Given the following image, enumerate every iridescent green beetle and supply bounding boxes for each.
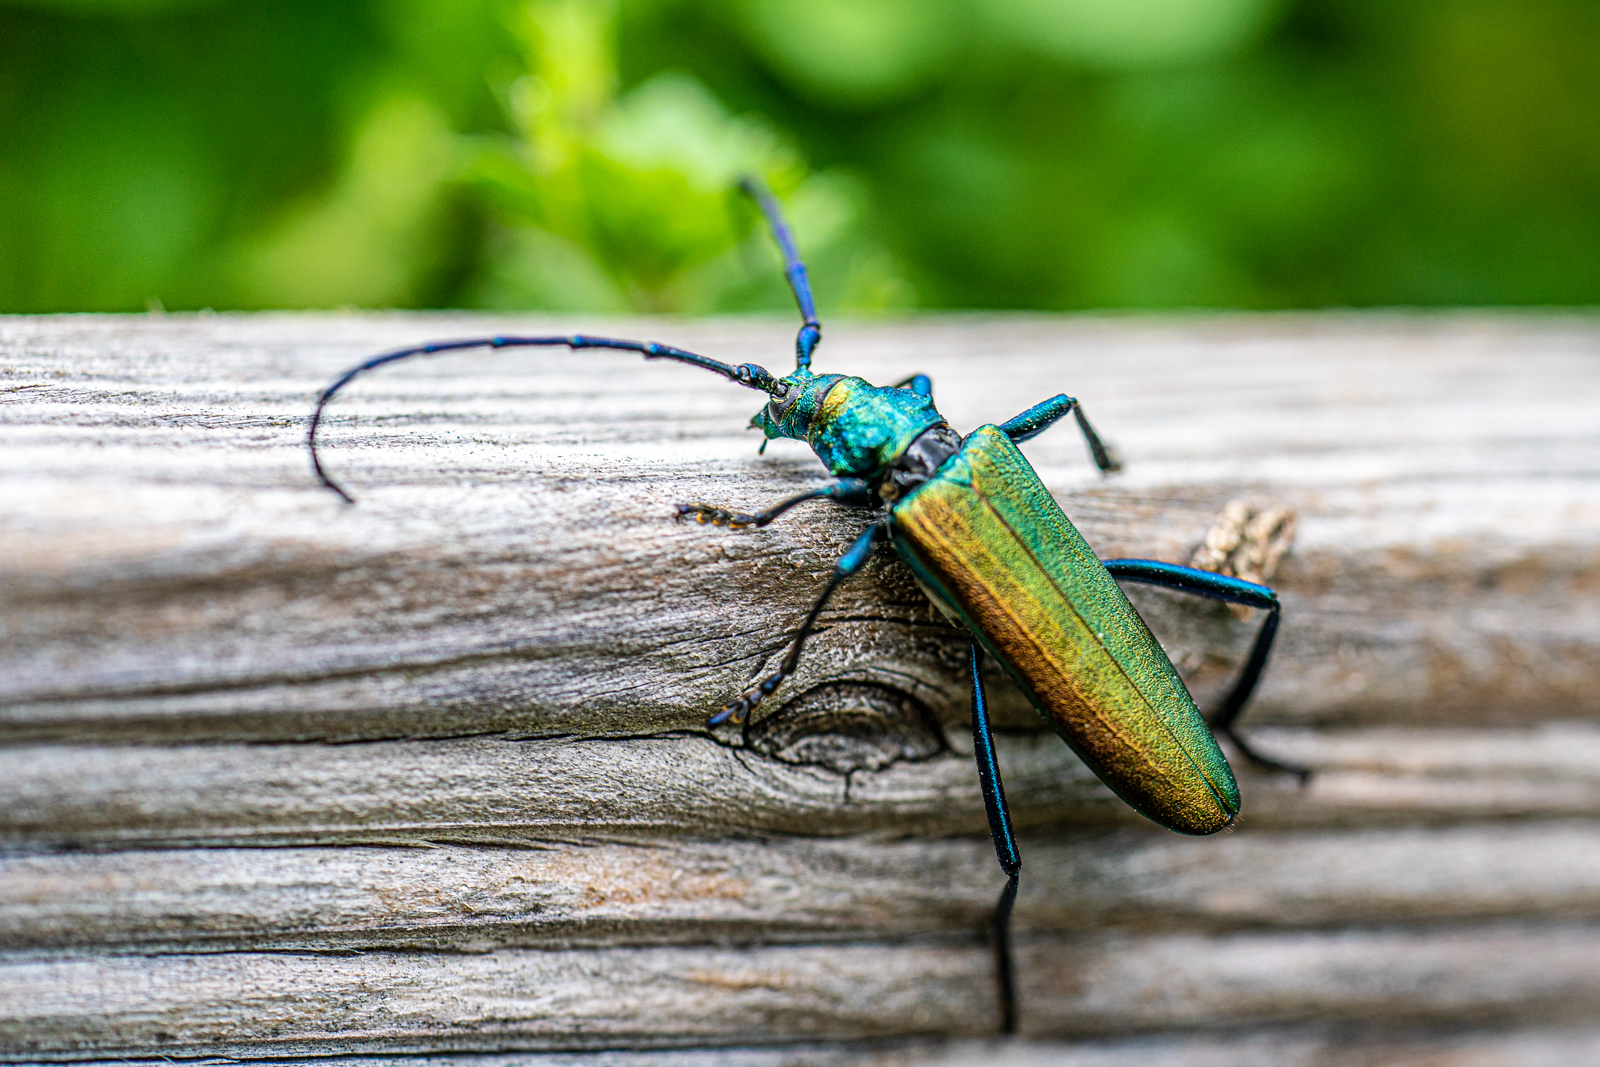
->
[308,179,1292,1032]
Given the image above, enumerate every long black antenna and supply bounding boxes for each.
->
[308,334,782,504]
[739,176,821,372]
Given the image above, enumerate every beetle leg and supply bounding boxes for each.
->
[969,642,1020,1035]
[998,394,1121,473]
[677,478,874,529]
[710,522,884,726]
[1101,559,1310,784]
[889,373,933,397]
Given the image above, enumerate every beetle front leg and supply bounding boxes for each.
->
[998,394,1121,473]
[710,522,885,725]
[677,478,874,529]
[1102,559,1308,783]
[969,642,1020,1035]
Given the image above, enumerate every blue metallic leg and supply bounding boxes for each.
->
[308,334,784,503]
[740,177,821,372]
[677,478,875,529]
[1102,559,1307,782]
[711,523,885,726]
[998,395,1121,473]
[891,374,933,397]
[970,642,1020,1034]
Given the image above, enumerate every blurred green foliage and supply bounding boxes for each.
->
[2,0,1598,313]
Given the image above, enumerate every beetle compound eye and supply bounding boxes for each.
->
[767,393,797,425]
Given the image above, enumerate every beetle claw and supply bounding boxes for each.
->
[709,695,755,727]
[707,669,788,729]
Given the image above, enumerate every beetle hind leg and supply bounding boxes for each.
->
[1215,720,1311,784]
[1101,558,1310,784]
[969,642,1020,1034]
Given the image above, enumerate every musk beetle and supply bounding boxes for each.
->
[308,178,1294,1032]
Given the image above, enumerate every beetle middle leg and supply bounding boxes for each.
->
[710,521,885,725]
[677,478,873,529]
[1101,559,1309,782]
[969,642,1020,1035]
[998,394,1121,473]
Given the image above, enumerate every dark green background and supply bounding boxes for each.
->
[4,0,1596,313]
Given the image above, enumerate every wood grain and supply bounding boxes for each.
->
[12,926,1600,1057]
[6,726,1600,851]
[6,826,1600,954]
[3,312,1598,1064]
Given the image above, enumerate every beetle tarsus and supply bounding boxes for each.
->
[678,480,875,533]
[708,696,752,727]
[714,673,783,725]
[711,634,806,726]
[677,503,761,528]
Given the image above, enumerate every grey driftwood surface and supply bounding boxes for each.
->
[2,311,1599,1065]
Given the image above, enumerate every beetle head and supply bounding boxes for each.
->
[750,370,843,444]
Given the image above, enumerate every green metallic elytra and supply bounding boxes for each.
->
[889,425,1240,835]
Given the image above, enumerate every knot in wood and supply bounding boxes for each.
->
[745,682,945,775]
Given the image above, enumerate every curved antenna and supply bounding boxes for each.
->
[308,334,782,504]
[739,176,821,372]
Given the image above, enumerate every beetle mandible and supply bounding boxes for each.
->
[307,178,1295,1033]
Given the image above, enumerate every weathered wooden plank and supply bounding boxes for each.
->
[0,942,999,1058]
[8,924,1600,1057]
[947,1030,1600,1067]
[1017,924,1600,1036]
[6,725,1600,851]
[4,312,1599,1062]
[4,314,1598,744]
[12,1028,1600,1067]
[7,824,1600,954]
